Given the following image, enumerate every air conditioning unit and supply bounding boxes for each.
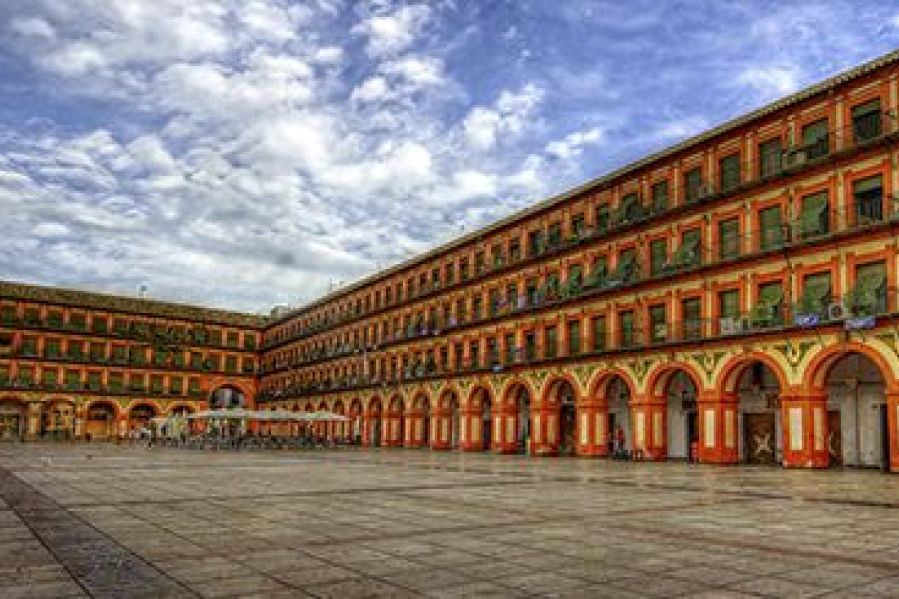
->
[827,302,847,321]
[785,149,807,168]
[697,184,713,201]
[719,317,736,335]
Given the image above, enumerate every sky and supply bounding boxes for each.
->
[1,1,899,315]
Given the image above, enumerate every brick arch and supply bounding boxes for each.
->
[206,378,254,406]
[84,399,121,418]
[333,399,346,414]
[127,400,162,417]
[303,401,316,412]
[388,394,405,412]
[499,377,536,407]
[587,368,637,403]
[645,361,704,399]
[411,391,430,411]
[438,388,460,410]
[540,374,580,407]
[716,352,791,395]
[804,342,898,393]
[466,384,493,409]
[317,399,329,411]
[367,395,383,414]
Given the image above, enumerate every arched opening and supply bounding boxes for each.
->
[727,361,783,466]
[478,388,493,450]
[0,399,25,441]
[41,400,75,440]
[413,394,430,446]
[440,391,460,449]
[369,397,383,447]
[604,375,631,455]
[387,395,404,447]
[508,383,531,454]
[209,386,246,409]
[85,402,117,441]
[349,399,363,444]
[128,403,157,433]
[663,371,699,461]
[547,379,577,456]
[333,400,347,441]
[823,352,889,468]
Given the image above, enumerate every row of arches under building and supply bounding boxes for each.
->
[294,350,895,470]
[0,386,247,441]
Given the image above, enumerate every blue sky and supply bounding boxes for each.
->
[1,1,898,313]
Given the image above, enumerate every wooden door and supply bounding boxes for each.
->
[827,410,842,466]
[744,413,776,465]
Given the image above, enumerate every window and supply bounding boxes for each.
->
[758,205,784,250]
[684,167,703,203]
[850,261,887,315]
[20,336,37,356]
[432,267,441,286]
[852,98,882,142]
[490,245,504,268]
[87,371,101,390]
[651,180,668,212]
[469,342,480,369]
[0,305,15,324]
[66,341,83,359]
[69,313,86,330]
[679,229,702,269]
[89,342,105,361]
[619,311,635,348]
[113,318,129,334]
[487,337,499,365]
[526,278,538,306]
[244,334,256,350]
[506,283,520,310]
[544,326,558,359]
[650,239,667,276]
[489,289,501,316]
[617,192,641,224]
[718,218,740,260]
[504,333,516,362]
[151,374,164,393]
[591,316,607,351]
[595,203,610,232]
[853,175,883,223]
[682,297,702,340]
[797,191,829,238]
[525,331,537,361]
[42,369,58,386]
[459,258,470,281]
[47,311,63,328]
[567,320,581,355]
[444,263,455,284]
[454,343,464,370]
[475,251,486,274]
[45,339,60,358]
[509,239,521,262]
[798,272,832,316]
[758,138,782,177]
[472,296,483,320]
[571,213,586,238]
[24,307,40,325]
[719,290,740,320]
[64,370,80,389]
[753,282,785,327]
[548,221,562,247]
[719,153,740,192]
[802,118,829,159]
[649,304,667,343]
[170,376,183,394]
[528,230,545,257]
[188,378,201,395]
[225,356,238,373]
[226,331,239,348]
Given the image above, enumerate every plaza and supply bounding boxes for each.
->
[2,444,899,598]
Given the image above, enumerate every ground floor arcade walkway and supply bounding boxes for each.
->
[2,443,899,597]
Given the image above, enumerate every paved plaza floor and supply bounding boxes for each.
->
[2,445,899,598]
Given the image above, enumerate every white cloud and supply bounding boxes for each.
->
[380,56,444,87]
[462,83,544,151]
[9,17,55,39]
[351,76,390,103]
[353,4,431,57]
[545,127,602,160]
[736,65,802,98]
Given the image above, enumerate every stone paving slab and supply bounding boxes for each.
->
[3,444,899,597]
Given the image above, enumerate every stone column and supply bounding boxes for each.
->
[492,404,518,454]
[696,391,739,464]
[781,391,829,468]
[430,405,452,450]
[25,401,41,442]
[361,409,372,446]
[459,404,483,451]
[383,405,403,448]
[631,395,666,460]
[530,403,559,456]
[576,400,608,457]
[888,392,899,473]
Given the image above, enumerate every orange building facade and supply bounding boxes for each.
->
[0,282,262,441]
[259,51,899,473]
[5,52,899,473]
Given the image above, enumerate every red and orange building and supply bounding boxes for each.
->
[6,51,899,472]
